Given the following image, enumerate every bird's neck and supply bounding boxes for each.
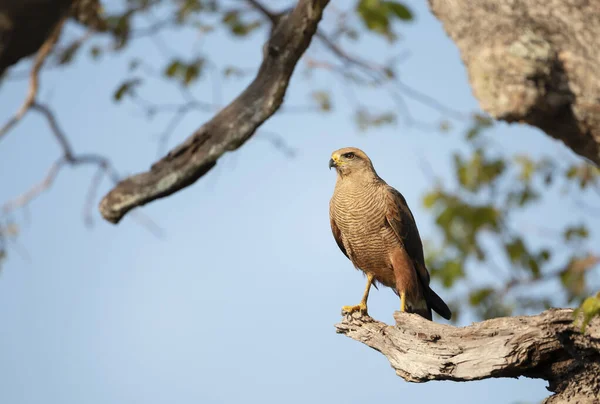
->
[336,171,381,189]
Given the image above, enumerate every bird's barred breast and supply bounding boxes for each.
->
[331,184,397,272]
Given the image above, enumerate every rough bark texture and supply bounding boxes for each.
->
[98,0,330,223]
[429,0,600,166]
[336,309,600,403]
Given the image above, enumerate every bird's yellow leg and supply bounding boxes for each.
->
[400,291,406,312]
[342,273,374,314]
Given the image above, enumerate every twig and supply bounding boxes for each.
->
[1,102,162,236]
[155,104,197,157]
[31,103,74,159]
[0,13,67,141]
[244,0,277,21]
[394,81,467,121]
[1,159,66,215]
[83,166,107,227]
[257,130,298,158]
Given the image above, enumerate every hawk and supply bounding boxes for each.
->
[329,147,451,321]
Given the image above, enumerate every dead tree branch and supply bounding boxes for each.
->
[428,0,600,166]
[336,309,600,403]
[99,0,331,224]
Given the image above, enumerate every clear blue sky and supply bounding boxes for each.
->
[1,1,597,403]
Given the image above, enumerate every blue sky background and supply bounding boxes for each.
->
[1,1,598,403]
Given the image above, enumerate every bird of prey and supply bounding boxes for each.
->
[329,147,451,321]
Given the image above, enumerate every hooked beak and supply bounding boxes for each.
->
[329,158,337,170]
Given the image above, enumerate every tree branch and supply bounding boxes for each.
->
[336,309,600,403]
[99,0,331,224]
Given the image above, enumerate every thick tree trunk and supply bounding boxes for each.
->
[428,0,600,166]
[336,309,600,403]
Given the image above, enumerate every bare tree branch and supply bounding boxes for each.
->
[336,309,600,403]
[99,0,331,224]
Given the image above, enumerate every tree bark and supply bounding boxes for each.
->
[98,0,330,223]
[428,0,600,166]
[335,309,600,403]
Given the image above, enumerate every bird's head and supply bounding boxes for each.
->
[329,147,375,177]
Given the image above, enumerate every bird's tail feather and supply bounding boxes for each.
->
[426,288,452,320]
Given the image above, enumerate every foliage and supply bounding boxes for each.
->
[423,115,600,322]
[574,292,600,332]
[356,0,413,41]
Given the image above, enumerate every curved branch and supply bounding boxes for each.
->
[99,0,330,224]
[336,309,600,403]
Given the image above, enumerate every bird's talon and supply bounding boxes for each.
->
[341,303,368,315]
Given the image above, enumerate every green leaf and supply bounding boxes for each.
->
[165,60,182,77]
[564,225,589,243]
[113,78,142,102]
[90,46,102,60]
[438,260,464,288]
[574,292,600,332]
[223,66,245,78]
[354,108,396,131]
[222,11,262,36]
[565,165,578,179]
[453,150,505,192]
[422,190,440,209]
[312,91,332,112]
[514,155,535,182]
[385,1,413,20]
[560,256,594,302]
[57,41,81,65]
[527,257,540,278]
[505,238,526,264]
[163,58,204,86]
[105,12,132,49]
[469,287,494,306]
[356,0,412,40]
[538,249,551,262]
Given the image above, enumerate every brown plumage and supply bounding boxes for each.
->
[328,147,451,321]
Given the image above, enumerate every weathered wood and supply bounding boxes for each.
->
[336,309,600,403]
[99,0,330,223]
[429,0,600,166]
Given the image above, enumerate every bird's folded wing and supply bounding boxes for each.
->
[384,187,431,287]
[330,216,349,259]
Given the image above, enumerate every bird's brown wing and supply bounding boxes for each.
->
[385,186,452,320]
[330,216,349,259]
[384,187,430,287]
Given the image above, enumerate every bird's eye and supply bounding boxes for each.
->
[344,152,355,159]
